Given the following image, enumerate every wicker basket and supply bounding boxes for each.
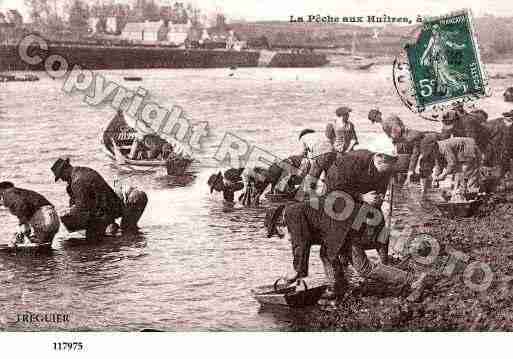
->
[251,279,327,308]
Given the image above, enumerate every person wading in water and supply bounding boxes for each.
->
[0,181,60,247]
[52,158,124,240]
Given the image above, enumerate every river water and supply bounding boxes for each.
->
[0,64,512,331]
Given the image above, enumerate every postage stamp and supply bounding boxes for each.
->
[403,9,490,113]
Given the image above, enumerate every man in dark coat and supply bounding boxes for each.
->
[482,117,510,176]
[52,158,124,240]
[440,108,512,176]
[268,150,427,301]
[0,181,60,245]
[440,109,488,152]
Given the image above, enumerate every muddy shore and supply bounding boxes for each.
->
[288,193,513,331]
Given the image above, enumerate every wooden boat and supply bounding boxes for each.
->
[356,61,375,70]
[338,32,375,70]
[101,112,193,175]
[340,57,375,71]
[0,73,40,82]
[124,76,143,81]
[252,279,327,308]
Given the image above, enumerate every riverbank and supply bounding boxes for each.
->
[0,43,329,71]
[290,193,513,331]
[323,52,513,67]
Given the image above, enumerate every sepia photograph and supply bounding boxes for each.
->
[1,0,513,350]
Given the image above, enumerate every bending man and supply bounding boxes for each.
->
[267,150,428,302]
[0,181,59,246]
[52,158,124,240]
[419,136,482,196]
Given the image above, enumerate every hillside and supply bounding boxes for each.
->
[231,16,513,61]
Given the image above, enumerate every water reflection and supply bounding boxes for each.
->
[154,172,198,188]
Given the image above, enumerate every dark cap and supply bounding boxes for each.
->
[223,168,244,183]
[368,109,382,123]
[336,106,352,117]
[207,171,223,193]
[470,109,488,123]
[0,181,14,191]
[51,158,71,182]
[298,128,315,141]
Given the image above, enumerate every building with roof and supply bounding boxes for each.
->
[168,21,191,45]
[121,20,167,43]
[7,9,22,26]
[120,19,192,45]
[0,9,22,26]
[106,17,117,33]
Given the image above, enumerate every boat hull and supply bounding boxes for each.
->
[102,147,168,167]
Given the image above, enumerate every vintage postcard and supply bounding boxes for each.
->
[1,0,513,354]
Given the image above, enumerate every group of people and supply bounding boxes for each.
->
[207,104,513,304]
[129,133,176,161]
[370,104,513,198]
[207,106,361,206]
[0,159,148,248]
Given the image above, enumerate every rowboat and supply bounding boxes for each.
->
[101,112,193,175]
[124,76,143,81]
[0,73,40,82]
[356,61,375,70]
[338,32,375,70]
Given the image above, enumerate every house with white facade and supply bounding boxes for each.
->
[121,20,166,43]
[167,21,191,45]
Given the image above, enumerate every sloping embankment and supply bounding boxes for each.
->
[288,194,513,331]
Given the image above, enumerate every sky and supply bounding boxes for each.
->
[1,0,513,22]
